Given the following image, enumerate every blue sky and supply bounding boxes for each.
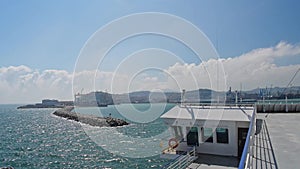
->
[1,0,300,103]
[1,0,300,71]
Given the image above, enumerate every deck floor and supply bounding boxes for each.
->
[261,113,300,169]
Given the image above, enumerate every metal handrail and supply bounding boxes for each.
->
[161,149,187,168]
[256,99,300,105]
[180,102,255,106]
[162,146,197,169]
[238,107,256,169]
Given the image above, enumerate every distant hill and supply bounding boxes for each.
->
[74,86,300,106]
[244,86,300,98]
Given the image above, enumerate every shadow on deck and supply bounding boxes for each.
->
[251,118,278,169]
[188,153,239,169]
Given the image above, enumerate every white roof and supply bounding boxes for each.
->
[161,105,254,122]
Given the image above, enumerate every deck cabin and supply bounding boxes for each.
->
[161,104,255,158]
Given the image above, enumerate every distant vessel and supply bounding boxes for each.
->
[17,99,72,109]
[97,102,108,107]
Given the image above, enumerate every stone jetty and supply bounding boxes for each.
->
[53,106,129,127]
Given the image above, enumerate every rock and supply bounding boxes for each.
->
[105,117,129,126]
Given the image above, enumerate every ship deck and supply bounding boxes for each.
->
[261,113,300,169]
[187,113,300,169]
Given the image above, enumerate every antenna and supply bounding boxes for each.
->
[217,59,219,103]
[240,83,242,102]
[281,68,300,96]
[215,24,220,104]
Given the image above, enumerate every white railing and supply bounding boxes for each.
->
[162,146,197,169]
[238,107,256,169]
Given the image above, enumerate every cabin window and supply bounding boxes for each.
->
[202,128,213,143]
[216,128,229,144]
[187,127,199,146]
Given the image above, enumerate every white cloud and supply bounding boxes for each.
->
[0,65,132,103]
[0,66,74,104]
[1,42,299,103]
[165,41,300,91]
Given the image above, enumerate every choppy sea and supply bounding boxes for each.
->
[0,104,175,169]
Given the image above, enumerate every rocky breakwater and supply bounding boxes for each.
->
[53,106,129,127]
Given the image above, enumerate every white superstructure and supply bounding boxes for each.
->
[161,105,254,157]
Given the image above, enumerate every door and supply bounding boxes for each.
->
[187,127,199,146]
[238,128,249,157]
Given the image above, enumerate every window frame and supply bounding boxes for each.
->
[216,128,229,144]
[202,127,213,143]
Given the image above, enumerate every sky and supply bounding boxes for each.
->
[0,0,300,103]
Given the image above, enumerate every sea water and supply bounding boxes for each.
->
[0,104,174,169]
